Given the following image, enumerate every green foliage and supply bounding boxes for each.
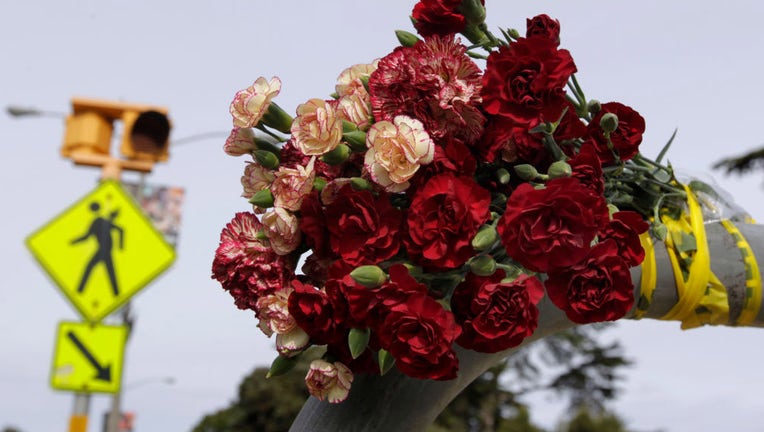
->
[556,407,630,432]
[191,352,313,432]
[193,326,640,432]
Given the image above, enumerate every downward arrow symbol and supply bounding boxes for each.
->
[66,331,112,382]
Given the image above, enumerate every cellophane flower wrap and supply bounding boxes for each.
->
[212,0,695,403]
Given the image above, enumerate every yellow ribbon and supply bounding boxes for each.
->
[634,185,761,328]
[660,186,712,324]
[633,232,656,319]
[720,219,762,326]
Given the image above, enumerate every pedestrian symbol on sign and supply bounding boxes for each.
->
[26,180,176,323]
[71,201,125,296]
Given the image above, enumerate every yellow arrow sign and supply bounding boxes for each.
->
[27,180,176,322]
[50,321,128,393]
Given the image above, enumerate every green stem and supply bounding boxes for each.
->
[256,124,288,142]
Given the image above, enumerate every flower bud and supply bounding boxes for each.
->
[495,168,510,185]
[395,30,420,47]
[266,355,299,378]
[248,189,274,208]
[313,177,327,192]
[342,119,358,133]
[350,265,387,288]
[254,137,282,155]
[471,225,498,251]
[461,0,486,24]
[321,143,351,165]
[600,112,619,134]
[343,130,368,151]
[469,255,497,276]
[587,99,602,116]
[651,223,668,241]
[508,28,521,40]
[514,164,539,180]
[261,102,294,134]
[350,177,372,191]
[547,160,572,179]
[254,149,280,170]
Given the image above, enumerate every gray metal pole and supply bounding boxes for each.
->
[68,393,90,432]
[289,221,764,432]
[106,174,145,432]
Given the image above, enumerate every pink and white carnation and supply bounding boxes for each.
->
[291,98,344,156]
[257,288,310,357]
[211,212,295,311]
[338,93,372,130]
[230,76,282,128]
[369,35,485,146]
[305,360,354,403]
[261,207,302,255]
[336,61,379,98]
[271,157,316,211]
[241,161,274,199]
[364,115,435,192]
[255,287,296,336]
[224,127,257,156]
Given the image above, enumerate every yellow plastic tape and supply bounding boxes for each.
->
[633,232,656,319]
[720,219,762,326]
[660,187,711,323]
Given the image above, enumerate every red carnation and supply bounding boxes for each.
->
[410,140,477,191]
[324,186,403,267]
[288,280,342,345]
[452,272,544,353]
[526,14,561,46]
[545,240,635,323]
[585,102,646,164]
[329,264,429,330]
[482,37,576,126]
[377,293,461,380]
[405,173,491,269]
[599,211,649,266]
[497,177,609,273]
[412,0,467,37]
[569,143,604,195]
[369,35,485,147]
[211,212,295,311]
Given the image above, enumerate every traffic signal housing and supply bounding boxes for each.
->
[62,98,171,165]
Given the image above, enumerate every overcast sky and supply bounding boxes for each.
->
[3,1,764,431]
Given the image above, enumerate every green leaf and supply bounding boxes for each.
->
[674,231,697,254]
[378,349,396,375]
[348,328,371,359]
[266,355,298,378]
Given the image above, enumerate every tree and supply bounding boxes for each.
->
[713,146,764,176]
[193,326,638,432]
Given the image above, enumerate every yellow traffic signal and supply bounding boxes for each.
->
[120,109,171,162]
[62,98,171,163]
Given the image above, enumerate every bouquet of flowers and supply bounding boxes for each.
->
[212,0,697,404]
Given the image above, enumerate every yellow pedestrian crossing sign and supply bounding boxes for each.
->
[50,321,128,393]
[27,180,176,322]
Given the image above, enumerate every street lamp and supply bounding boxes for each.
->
[6,105,67,118]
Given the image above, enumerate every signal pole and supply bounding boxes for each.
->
[69,393,90,432]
